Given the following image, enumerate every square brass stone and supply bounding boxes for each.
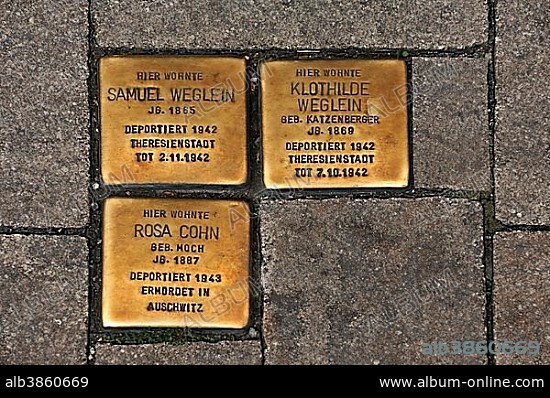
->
[261,59,409,189]
[100,56,247,185]
[102,198,250,328]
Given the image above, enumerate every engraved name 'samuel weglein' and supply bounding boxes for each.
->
[106,86,235,103]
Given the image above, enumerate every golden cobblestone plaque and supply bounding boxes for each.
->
[100,56,247,185]
[261,59,409,188]
[102,198,250,328]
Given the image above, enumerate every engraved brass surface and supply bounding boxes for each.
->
[100,56,247,185]
[102,198,250,328]
[261,59,409,188]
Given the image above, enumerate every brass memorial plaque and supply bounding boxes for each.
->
[261,59,409,188]
[102,198,250,328]
[100,56,247,185]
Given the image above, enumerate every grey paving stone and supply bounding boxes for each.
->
[413,57,490,191]
[0,1,89,227]
[494,232,549,365]
[0,235,88,365]
[93,0,486,49]
[260,198,485,364]
[95,341,262,365]
[495,1,550,225]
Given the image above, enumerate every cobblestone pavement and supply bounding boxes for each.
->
[0,1,548,364]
